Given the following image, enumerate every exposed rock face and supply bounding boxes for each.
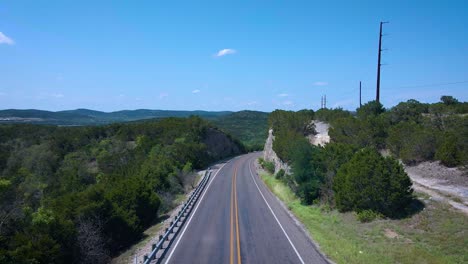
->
[307,121,330,146]
[264,121,330,174]
[203,127,243,160]
[263,129,291,174]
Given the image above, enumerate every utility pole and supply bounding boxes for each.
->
[320,96,323,109]
[376,21,388,103]
[359,81,362,107]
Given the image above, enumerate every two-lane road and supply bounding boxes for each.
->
[162,152,328,264]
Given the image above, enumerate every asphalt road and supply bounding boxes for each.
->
[162,152,328,264]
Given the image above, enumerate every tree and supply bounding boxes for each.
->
[333,148,413,217]
[440,95,459,105]
[357,101,385,120]
[387,121,436,164]
[388,99,428,124]
[435,133,461,167]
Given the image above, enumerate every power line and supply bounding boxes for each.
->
[394,80,468,89]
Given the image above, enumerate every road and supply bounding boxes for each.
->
[162,152,328,264]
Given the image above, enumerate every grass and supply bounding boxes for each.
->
[259,171,468,264]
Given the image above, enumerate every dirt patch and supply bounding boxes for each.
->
[384,228,399,239]
[404,161,468,215]
[405,161,468,187]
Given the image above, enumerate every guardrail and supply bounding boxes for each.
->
[141,169,212,264]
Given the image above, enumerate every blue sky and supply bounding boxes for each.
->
[0,0,467,112]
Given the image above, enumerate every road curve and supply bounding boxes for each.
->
[162,152,328,264]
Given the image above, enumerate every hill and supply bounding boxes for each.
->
[0,109,232,125]
[210,110,269,150]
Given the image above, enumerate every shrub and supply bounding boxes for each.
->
[258,157,265,165]
[333,148,413,217]
[262,161,275,174]
[356,209,381,223]
[275,169,285,179]
[435,133,461,167]
[387,121,436,164]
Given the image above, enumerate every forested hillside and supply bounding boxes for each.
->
[0,117,244,263]
[0,109,269,151]
[211,110,269,151]
[0,109,232,125]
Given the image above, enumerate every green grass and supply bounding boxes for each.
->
[259,171,468,264]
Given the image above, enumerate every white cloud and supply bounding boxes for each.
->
[313,81,328,86]
[215,49,236,57]
[278,93,289,97]
[283,100,293,106]
[246,101,258,106]
[192,89,200,94]
[51,93,64,98]
[0,32,15,45]
[159,92,169,99]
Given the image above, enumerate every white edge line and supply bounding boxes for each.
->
[164,162,228,264]
[248,157,305,264]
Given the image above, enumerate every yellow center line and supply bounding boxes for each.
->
[230,167,234,264]
[230,164,242,264]
[234,167,242,264]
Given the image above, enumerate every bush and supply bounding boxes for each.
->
[275,169,285,179]
[258,157,265,165]
[387,121,436,164]
[435,133,461,167]
[356,209,382,223]
[333,148,413,217]
[262,161,275,174]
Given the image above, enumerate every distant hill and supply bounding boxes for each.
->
[211,110,269,150]
[0,109,232,125]
[0,108,269,150]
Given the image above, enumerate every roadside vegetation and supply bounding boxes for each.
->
[0,117,244,263]
[260,95,467,263]
[259,171,467,264]
[265,96,467,218]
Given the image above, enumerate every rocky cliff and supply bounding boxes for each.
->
[263,129,291,174]
[203,127,244,160]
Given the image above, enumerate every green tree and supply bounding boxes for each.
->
[333,148,413,217]
[388,99,428,124]
[440,95,459,105]
[357,101,385,120]
[435,133,461,167]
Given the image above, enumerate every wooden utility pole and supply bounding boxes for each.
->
[376,21,388,103]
